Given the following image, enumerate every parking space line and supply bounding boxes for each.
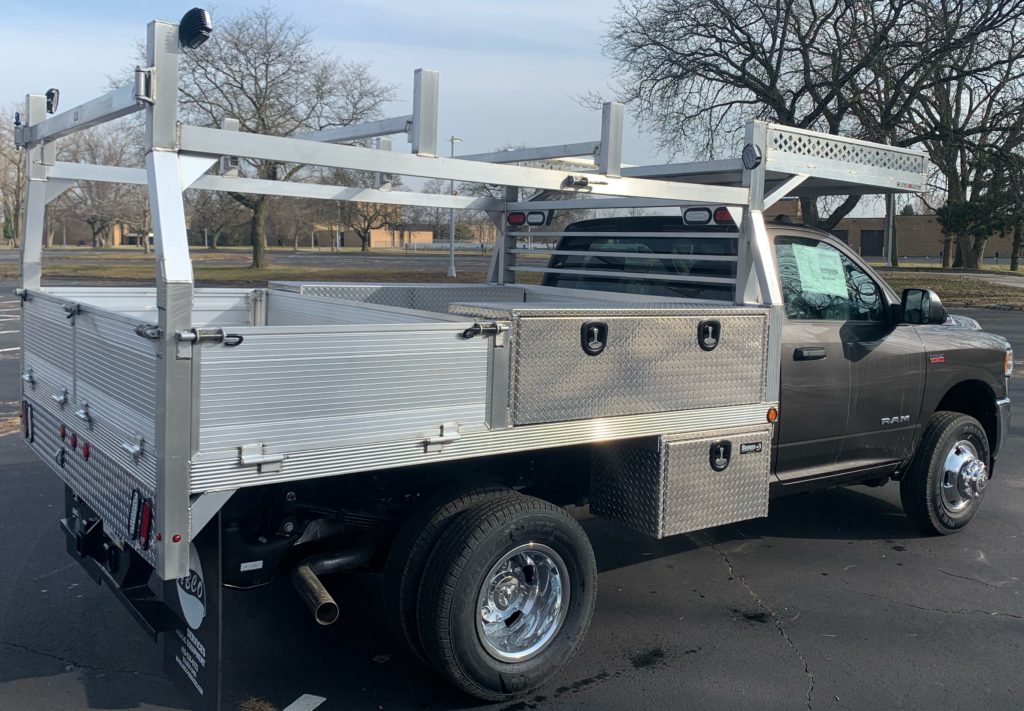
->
[282,695,327,711]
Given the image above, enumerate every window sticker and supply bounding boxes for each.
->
[791,244,847,298]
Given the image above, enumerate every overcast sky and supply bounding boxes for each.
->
[0,1,669,165]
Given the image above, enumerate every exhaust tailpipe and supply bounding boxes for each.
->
[293,563,341,625]
[291,538,376,626]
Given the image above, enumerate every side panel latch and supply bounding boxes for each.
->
[239,443,285,474]
[424,422,461,453]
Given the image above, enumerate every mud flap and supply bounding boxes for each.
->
[162,515,223,711]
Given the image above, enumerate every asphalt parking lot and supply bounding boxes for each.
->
[0,281,1021,711]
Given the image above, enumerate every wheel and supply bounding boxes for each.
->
[900,411,991,535]
[383,484,515,660]
[416,495,597,701]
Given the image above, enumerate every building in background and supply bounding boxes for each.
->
[832,214,1017,260]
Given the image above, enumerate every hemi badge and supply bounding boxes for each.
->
[740,442,763,454]
[929,353,945,364]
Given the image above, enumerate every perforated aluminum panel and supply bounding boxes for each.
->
[509,311,768,425]
[26,402,157,565]
[591,424,772,538]
[768,129,927,173]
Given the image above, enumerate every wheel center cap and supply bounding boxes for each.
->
[494,577,520,610]
[958,459,988,499]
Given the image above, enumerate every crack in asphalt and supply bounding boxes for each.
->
[0,639,164,679]
[937,568,1002,588]
[709,543,815,710]
[842,586,1024,620]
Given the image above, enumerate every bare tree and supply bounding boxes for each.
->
[0,109,24,248]
[177,6,395,268]
[186,189,249,249]
[601,0,1024,231]
[59,123,143,247]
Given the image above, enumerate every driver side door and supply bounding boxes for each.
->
[773,234,923,482]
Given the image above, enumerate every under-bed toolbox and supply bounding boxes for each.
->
[591,424,773,538]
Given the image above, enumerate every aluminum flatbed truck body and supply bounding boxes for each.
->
[12,11,938,707]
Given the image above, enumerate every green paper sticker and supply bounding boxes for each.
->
[791,244,847,298]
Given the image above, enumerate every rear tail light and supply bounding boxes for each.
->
[507,212,527,226]
[138,498,153,550]
[713,207,735,225]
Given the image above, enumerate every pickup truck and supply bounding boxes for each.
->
[13,15,1014,707]
[542,212,1013,533]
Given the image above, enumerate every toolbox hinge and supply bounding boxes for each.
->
[424,422,461,453]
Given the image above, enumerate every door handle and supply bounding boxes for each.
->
[794,346,827,361]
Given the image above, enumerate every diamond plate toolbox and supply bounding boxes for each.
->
[509,310,768,426]
[591,424,773,538]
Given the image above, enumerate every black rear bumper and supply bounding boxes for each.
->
[62,486,179,640]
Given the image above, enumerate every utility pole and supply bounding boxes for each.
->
[448,135,461,278]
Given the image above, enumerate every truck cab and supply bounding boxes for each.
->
[542,212,1012,500]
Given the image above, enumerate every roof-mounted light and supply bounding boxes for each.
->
[179,8,213,49]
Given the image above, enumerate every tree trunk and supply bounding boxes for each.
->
[250,197,268,269]
[958,239,983,272]
[358,230,369,252]
[942,235,954,268]
[1011,221,1021,272]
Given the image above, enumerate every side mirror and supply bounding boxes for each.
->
[901,288,947,325]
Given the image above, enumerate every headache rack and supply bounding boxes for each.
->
[14,15,928,580]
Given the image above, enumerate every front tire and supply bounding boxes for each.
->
[417,495,597,701]
[900,411,991,535]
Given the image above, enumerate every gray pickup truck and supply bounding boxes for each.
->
[542,213,1013,535]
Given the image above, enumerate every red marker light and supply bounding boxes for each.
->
[172,534,182,543]
[138,499,153,549]
[59,424,66,440]
[69,433,78,449]
[713,207,735,225]
[82,442,91,461]
[507,212,527,226]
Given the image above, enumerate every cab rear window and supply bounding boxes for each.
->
[542,234,737,300]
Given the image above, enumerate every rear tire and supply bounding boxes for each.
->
[900,411,990,535]
[417,495,597,701]
[383,484,515,660]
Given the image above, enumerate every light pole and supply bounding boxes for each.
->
[447,135,461,278]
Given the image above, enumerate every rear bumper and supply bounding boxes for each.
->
[995,396,1011,460]
[62,486,177,639]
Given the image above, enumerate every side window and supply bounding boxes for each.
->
[775,236,886,321]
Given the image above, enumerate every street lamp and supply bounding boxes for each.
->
[447,135,461,278]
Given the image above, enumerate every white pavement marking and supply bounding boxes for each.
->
[282,695,327,711]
